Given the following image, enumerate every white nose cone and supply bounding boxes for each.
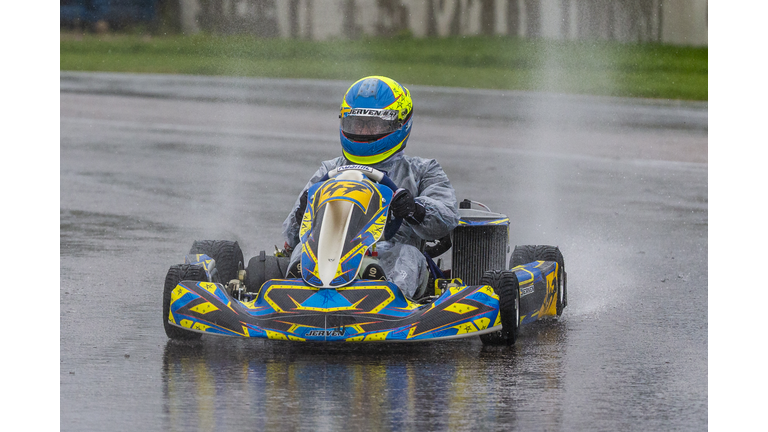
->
[315,170,365,287]
[316,199,354,286]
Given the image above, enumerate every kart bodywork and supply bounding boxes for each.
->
[164,166,566,343]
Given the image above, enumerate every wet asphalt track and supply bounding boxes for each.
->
[60,72,707,431]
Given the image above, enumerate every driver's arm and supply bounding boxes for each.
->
[409,159,460,241]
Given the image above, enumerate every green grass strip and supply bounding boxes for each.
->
[60,33,707,101]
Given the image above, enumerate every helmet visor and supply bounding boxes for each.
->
[341,109,400,142]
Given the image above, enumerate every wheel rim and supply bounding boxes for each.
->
[515,296,519,329]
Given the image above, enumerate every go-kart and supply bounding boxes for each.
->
[163,165,567,344]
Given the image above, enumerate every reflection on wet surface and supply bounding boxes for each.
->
[161,322,567,431]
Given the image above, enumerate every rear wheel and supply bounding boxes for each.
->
[163,264,207,340]
[479,270,520,346]
[510,245,567,315]
[245,251,292,294]
[189,240,245,284]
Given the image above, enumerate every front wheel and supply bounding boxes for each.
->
[479,270,520,346]
[510,245,567,316]
[163,264,207,340]
[189,240,244,284]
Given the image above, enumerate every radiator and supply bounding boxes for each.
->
[450,206,510,286]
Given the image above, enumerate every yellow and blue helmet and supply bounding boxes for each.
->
[340,76,413,165]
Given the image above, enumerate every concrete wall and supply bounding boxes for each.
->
[179,0,707,46]
[661,0,708,46]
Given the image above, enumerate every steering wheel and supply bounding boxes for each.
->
[323,165,397,191]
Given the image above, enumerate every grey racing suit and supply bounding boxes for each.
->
[282,152,459,298]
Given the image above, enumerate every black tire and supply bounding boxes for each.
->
[479,270,520,346]
[245,251,292,293]
[189,240,245,284]
[510,245,567,316]
[163,264,207,340]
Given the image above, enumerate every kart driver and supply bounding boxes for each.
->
[282,76,459,298]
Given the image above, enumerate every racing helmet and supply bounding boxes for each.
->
[340,76,413,165]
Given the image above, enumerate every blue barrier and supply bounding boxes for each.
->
[60,0,156,25]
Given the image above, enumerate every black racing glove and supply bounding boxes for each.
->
[294,189,308,224]
[390,188,426,224]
